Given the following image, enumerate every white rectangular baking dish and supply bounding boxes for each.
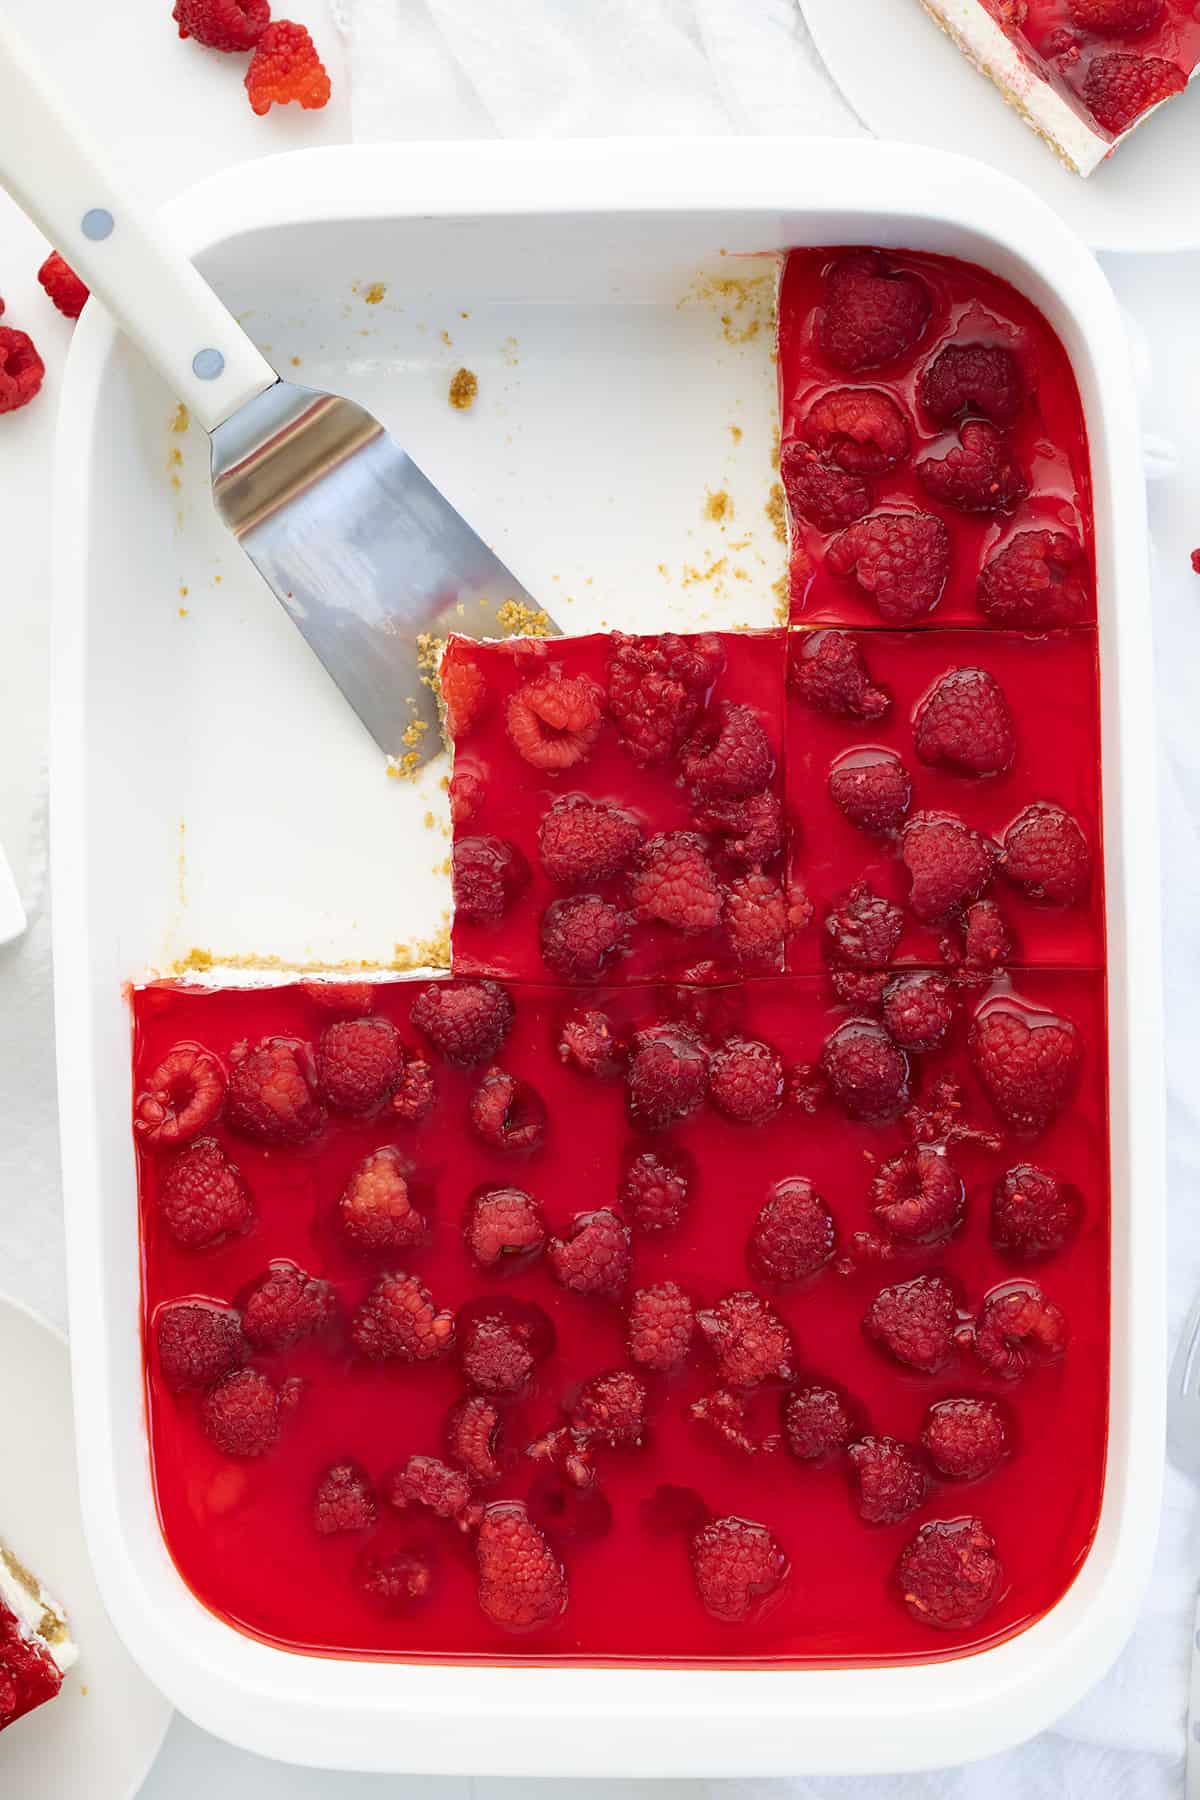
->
[50,139,1163,1776]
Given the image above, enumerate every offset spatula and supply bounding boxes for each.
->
[0,19,557,767]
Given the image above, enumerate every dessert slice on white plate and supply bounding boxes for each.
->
[918,0,1200,173]
[0,1537,78,1732]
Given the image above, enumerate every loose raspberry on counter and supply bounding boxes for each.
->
[1002,804,1091,906]
[847,1436,928,1525]
[1083,50,1185,134]
[802,387,911,475]
[571,1369,648,1447]
[824,882,904,970]
[441,653,486,740]
[200,1367,280,1458]
[155,1299,246,1391]
[697,1290,795,1388]
[902,811,998,923]
[300,980,376,1014]
[690,1387,766,1456]
[708,1036,785,1125]
[37,251,88,319]
[387,1454,477,1527]
[244,19,332,114]
[695,789,783,867]
[827,511,950,625]
[390,1054,437,1123]
[547,1208,631,1298]
[788,630,889,721]
[173,0,269,50]
[458,1301,552,1394]
[358,1551,432,1612]
[991,1163,1081,1259]
[968,996,1081,1131]
[505,671,603,770]
[871,1146,964,1243]
[351,1272,454,1362]
[723,871,789,967]
[914,666,1015,777]
[864,1274,958,1373]
[917,421,1027,515]
[782,1383,858,1461]
[829,749,911,835]
[226,1035,323,1144]
[750,1177,836,1283]
[605,631,724,765]
[780,441,871,533]
[339,1145,425,1254]
[919,343,1023,427]
[629,832,722,935]
[468,1066,546,1152]
[895,1518,1002,1630]
[882,972,956,1052]
[820,1020,910,1122]
[689,1515,788,1622]
[159,1137,253,1249]
[314,1462,378,1535]
[976,530,1089,628]
[446,1393,504,1483]
[0,327,44,414]
[448,768,485,825]
[466,1185,546,1269]
[624,1023,709,1131]
[818,250,931,372]
[921,1397,1008,1481]
[556,1007,625,1078]
[681,702,774,803]
[538,796,642,886]
[973,1283,1068,1378]
[621,1148,693,1233]
[540,894,630,980]
[316,1015,405,1115]
[627,1282,695,1372]
[410,979,513,1067]
[452,835,529,924]
[477,1501,567,1632]
[240,1259,336,1351]
[135,1043,226,1149]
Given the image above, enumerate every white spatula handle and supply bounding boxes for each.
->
[0,15,277,433]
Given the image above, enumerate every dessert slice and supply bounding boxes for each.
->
[0,1538,78,1732]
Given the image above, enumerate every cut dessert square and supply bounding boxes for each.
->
[0,1539,77,1733]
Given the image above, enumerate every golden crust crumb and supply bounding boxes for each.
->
[448,367,478,411]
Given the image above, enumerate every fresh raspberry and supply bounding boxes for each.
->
[802,387,910,474]
[782,1384,858,1460]
[358,1551,432,1611]
[627,1282,695,1372]
[158,1138,252,1249]
[300,980,376,1014]
[824,882,904,970]
[871,1146,964,1242]
[902,812,998,923]
[466,1185,546,1268]
[921,1398,1008,1480]
[548,1208,631,1297]
[155,1299,246,1391]
[707,1034,785,1128]
[316,1016,404,1115]
[818,250,931,372]
[896,1518,1002,1630]
[200,1368,279,1458]
[694,789,783,866]
[991,1163,1081,1259]
[226,1036,323,1143]
[556,1008,624,1078]
[538,796,641,886]
[723,871,789,967]
[410,979,513,1067]
[882,973,956,1051]
[944,898,1011,977]
[314,1462,377,1535]
[468,1066,546,1152]
[605,631,724,765]
[829,747,909,841]
[339,1146,423,1253]
[1084,50,1185,131]
[540,894,629,980]
[919,343,1023,426]
[973,1283,1068,1378]
[628,832,722,936]
[1070,0,1162,25]
[570,1369,648,1446]
[690,1387,767,1456]
[976,530,1089,627]
[826,511,950,625]
[458,1302,551,1394]
[505,671,603,770]
[240,1260,335,1351]
[448,768,485,825]
[135,1043,226,1149]
[0,328,44,414]
[621,1148,692,1232]
[749,1177,837,1282]
[829,968,890,1010]
[173,0,268,50]
[477,1501,566,1632]
[690,1515,788,1622]
[681,703,774,803]
[441,652,486,740]
[914,667,1015,777]
[789,630,889,721]
[624,1023,709,1131]
[847,1436,928,1524]
[452,835,529,924]
[387,1454,477,1526]
[244,19,332,114]
[1192,548,1200,577]
[864,1274,958,1373]
[697,1290,795,1387]
[780,441,870,533]
[1002,803,1091,906]
[446,1394,504,1483]
[969,996,1080,1131]
[917,421,1027,514]
[351,1272,455,1362]
[390,1054,437,1123]
[36,251,88,319]
[820,1021,910,1122]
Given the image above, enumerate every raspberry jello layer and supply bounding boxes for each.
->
[0,1539,77,1732]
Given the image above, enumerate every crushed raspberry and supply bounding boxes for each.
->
[818,250,931,372]
[0,328,44,414]
[316,1016,404,1115]
[446,1394,504,1483]
[824,882,904,970]
[973,1282,1069,1378]
[410,979,513,1067]
[707,1035,785,1125]
[779,441,870,532]
[159,1138,253,1249]
[200,1368,279,1458]
[782,1384,858,1460]
[690,1387,764,1456]
[789,630,889,721]
[695,789,783,866]
[540,894,629,980]
[387,1454,477,1527]
[1070,0,1163,25]
[173,0,268,49]
[441,653,486,740]
[917,421,1027,514]
[605,631,724,765]
[390,1054,436,1122]
[629,832,722,935]
[505,671,602,770]
[896,1518,1002,1630]
[750,1176,836,1283]
[301,980,376,1014]
[827,512,950,624]
[902,1073,1002,1153]
[914,666,1015,777]
[135,1042,226,1149]
[538,796,642,886]
[466,1185,545,1268]
[919,343,1023,426]
[547,1208,631,1297]
[468,1066,546,1151]
[351,1272,455,1362]
[314,1462,377,1535]
[864,1273,958,1373]
[696,1289,795,1387]
[155,1299,246,1391]
[244,19,332,114]
[828,750,911,839]
[1002,803,1091,906]
[882,972,956,1051]
[829,968,890,1010]
[571,1369,648,1446]
[226,1036,323,1143]
[723,871,789,966]
[847,1435,928,1525]
[339,1146,424,1254]
[1083,50,1185,133]
[681,703,774,803]
[921,1397,1008,1480]
[945,898,1011,977]
[448,769,485,825]
[968,996,1081,1131]
[358,1551,432,1611]
[240,1260,335,1351]
[976,529,1089,627]
[37,251,89,319]
[902,811,998,923]
[871,1146,964,1242]
[802,387,910,474]
[690,1515,788,1622]
[624,1023,709,1130]
[452,835,529,924]
[621,1148,693,1233]
[627,1282,695,1372]
[524,1423,597,1490]
[459,1301,553,1394]
[820,1020,910,1122]
[476,1501,566,1632]
[991,1163,1081,1258]
[556,1007,624,1078]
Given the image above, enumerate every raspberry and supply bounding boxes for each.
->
[173,0,268,49]
[973,1283,1068,1378]
[871,1146,964,1242]
[802,387,910,474]
[351,1272,454,1362]
[690,1515,788,1622]
[820,1021,910,1121]
[158,1138,253,1248]
[826,511,950,624]
[468,1066,546,1152]
[723,871,788,967]
[548,1208,631,1297]
[789,630,889,721]
[458,1302,550,1394]
[240,1260,335,1350]
[921,1397,1008,1480]
[452,835,529,924]
[314,1463,377,1534]
[538,796,641,886]
[200,1368,279,1458]
[896,1518,1002,1630]
[864,1274,957,1373]
[917,421,1027,514]
[441,653,486,739]
[629,832,721,936]
[506,672,602,769]
[919,343,1023,426]
[391,1055,436,1122]
[448,768,485,825]
[697,1290,795,1387]
[780,441,870,532]
[847,1436,928,1524]
[446,1394,504,1483]
[902,812,998,923]
[991,1163,1081,1258]
[358,1551,432,1611]
[135,1043,226,1149]
[466,1185,545,1268]
[571,1369,648,1446]
[690,1387,763,1456]
[750,1177,836,1282]
[976,530,1089,628]
[984,0,1028,23]
[818,250,931,372]
[316,1016,404,1115]
[882,973,956,1051]
[707,1036,785,1125]
[828,750,911,838]
[557,1008,624,1078]
[36,252,88,319]
[226,1036,323,1143]
[945,898,1011,976]
[782,1384,858,1460]
[902,1073,1002,1153]
[524,1424,597,1490]
[914,667,1015,778]
[1084,50,1185,132]
[681,703,774,803]
[339,1146,424,1253]
[829,968,890,1010]
[540,894,629,980]
[695,789,783,866]
[155,1299,246,1391]
[387,1454,476,1526]
[605,632,724,765]
[824,882,904,970]
[477,1501,566,1632]
[624,1023,709,1131]
[1002,803,1091,906]
[410,979,513,1067]
[301,980,376,1014]
[621,1148,692,1233]
[627,1282,695,1372]
[1070,0,1162,25]
[244,19,331,114]
[969,996,1080,1131]
[0,328,44,414]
